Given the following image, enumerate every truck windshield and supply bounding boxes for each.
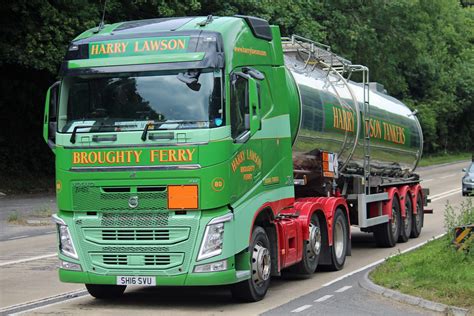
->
[58,69,223,133]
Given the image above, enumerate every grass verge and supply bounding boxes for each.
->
[418,152,472,167]
[370,236,473,309]
[371,199,474,310]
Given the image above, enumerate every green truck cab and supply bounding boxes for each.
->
[44,16,298,301]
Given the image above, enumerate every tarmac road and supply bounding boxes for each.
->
[0,160,470,315]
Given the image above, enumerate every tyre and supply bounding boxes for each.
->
[328,209,348,271]
[85,284,126,299]
[291,214,321,275]
[398,193,413,243]
[231,226,271,302]
[374,195,401,247]
[410,192,424,238]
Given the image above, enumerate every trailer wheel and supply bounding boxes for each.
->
[374,195,401,247]
[410,192,424,238]
[231,226,271,302]
[398,193,413,243]
[328,209,348,271]
[85,284,126,299]
[291,214,321,275]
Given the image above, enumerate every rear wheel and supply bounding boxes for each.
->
[85,284,126,299]
[328,209,348,271]
[231,226,271,302]
[374,195,401,247]
[398,193,413,243]
[410,192,424,238]
[291,214,321,275]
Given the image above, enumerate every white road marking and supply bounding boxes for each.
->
[0,289,87,315]
[7,235,29,240]
[429,188,460,200]
[322,232,447,287]
[422,179,433,183]
[431,189,461,202]
[291,304,312,313]
[439,174,456,179]
[46,231,56,234]
[314,294,333,302]
[0,253,56,267]
[334,285,352,293]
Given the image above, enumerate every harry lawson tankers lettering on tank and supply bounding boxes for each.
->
[43,15,430,302]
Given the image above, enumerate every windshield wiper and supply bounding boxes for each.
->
[70,124,137,143]
[70,125,93,144]
[141,120,210,141]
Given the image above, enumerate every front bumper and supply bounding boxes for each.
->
[59,265,248,286]
[462,182,474,194]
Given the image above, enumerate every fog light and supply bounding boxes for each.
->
[194,259,227,273]
[60,260,82,271]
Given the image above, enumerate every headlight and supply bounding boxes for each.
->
[463,177,472,184]
[197,212,233,261]
[53,214,78,260]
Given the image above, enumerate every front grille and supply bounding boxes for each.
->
[102,229,170,241]
[101,212,169,227]
[144,255,171,266]
[103,246,169,253]
[72,183,168,211]
[103,254,127,265]
[93,253,184,269]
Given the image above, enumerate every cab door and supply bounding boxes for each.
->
[229,71,262,202]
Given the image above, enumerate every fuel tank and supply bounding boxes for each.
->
[284,54,423,177]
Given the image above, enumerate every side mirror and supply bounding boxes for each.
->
[462,168,467,172]
[43,81,60,152]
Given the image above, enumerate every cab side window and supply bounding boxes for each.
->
[230,75,249,139]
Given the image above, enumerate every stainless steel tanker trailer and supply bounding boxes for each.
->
[283,35,428,247]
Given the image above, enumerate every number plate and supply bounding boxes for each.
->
[116,276,156,286]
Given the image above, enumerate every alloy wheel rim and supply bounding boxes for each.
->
[334,220,345,260]
[391,206,399,237]
[252,242,271,286]
[308,222,322,258]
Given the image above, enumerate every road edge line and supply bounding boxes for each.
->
[0,289,88,315]
[322,232,446,288]
[0,253,57,267]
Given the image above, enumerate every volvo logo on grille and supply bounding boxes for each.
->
[128,196,139,209]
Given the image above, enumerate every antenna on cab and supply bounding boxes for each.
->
[95,0,108,33]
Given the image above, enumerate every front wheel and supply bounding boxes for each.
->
[85,284,126,299]
[328,209,348,271]
[231,226,271,302]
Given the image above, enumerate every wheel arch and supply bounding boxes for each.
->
[397,185,412,218]
[383,187,401,220]
[250,206,280,276]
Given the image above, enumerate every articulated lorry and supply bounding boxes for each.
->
[44,15,429,302]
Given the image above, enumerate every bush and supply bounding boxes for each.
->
[444,198,474,255]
